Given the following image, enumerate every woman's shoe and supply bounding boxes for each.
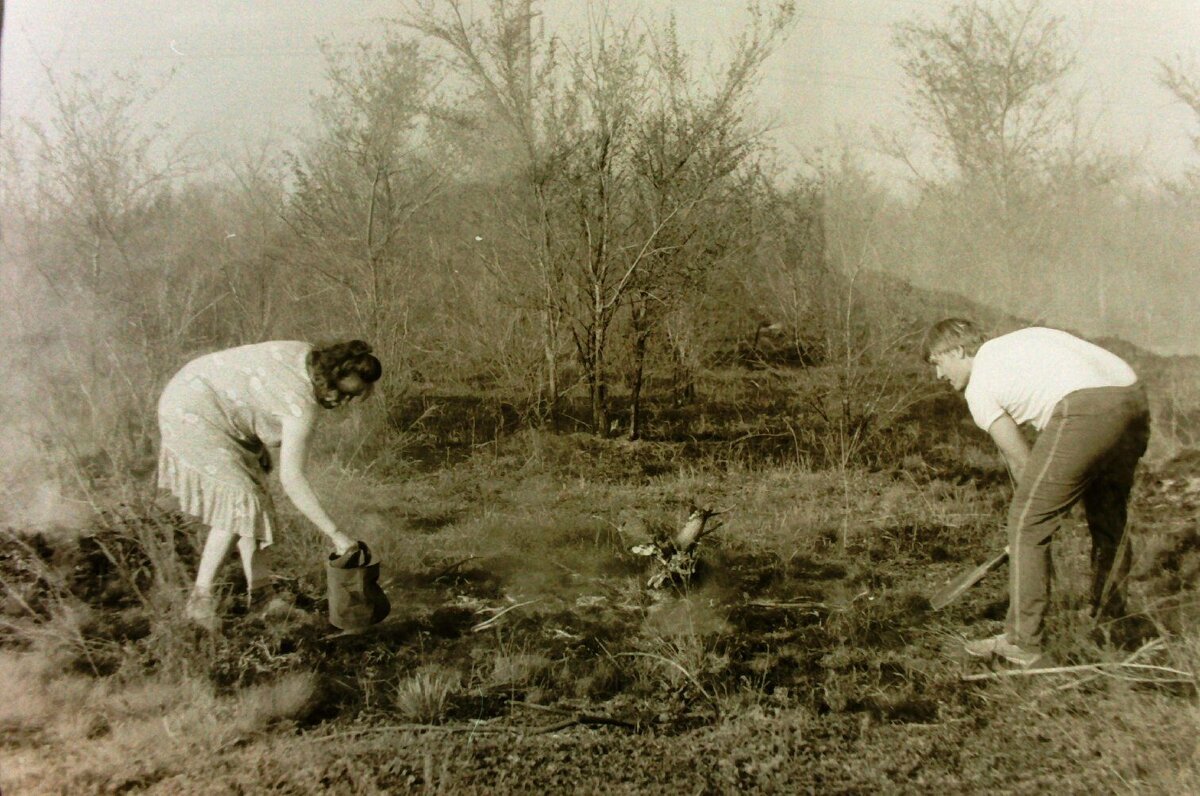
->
[185,591,220,632]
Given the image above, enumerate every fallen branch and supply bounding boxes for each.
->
[963,656,1194,684]
[530,714,638,735]
[1101,674,1196,685]
[1051,638,1165,693]
[377,723,511,734]
[1110,662,1195,677]
[509,700,575,715]
[963,663,1104,681]
[746,600,828,610]
[304,710,636,743]
[471,599,539,632]
[508,700,639,733]
[304,722,510,741]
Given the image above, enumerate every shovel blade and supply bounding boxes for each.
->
[930,548,1009,610]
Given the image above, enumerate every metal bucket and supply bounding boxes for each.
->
[326,543,391,632]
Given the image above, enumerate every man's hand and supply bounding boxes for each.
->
[987,413,1030,486]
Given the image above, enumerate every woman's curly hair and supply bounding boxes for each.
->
[308,340,382,408]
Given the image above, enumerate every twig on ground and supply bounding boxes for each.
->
[304,708,637,742]
[746,599,828,610]
[1101,674,1195,684]
[508,699,638,732]
[1051,638,1165,694]
[529,714,637,735]
[471,599,539,632]
[431,556,476,582]
[531,718,581,734]
[509,700,575,715]
[963,663,1104,681]
[963,649,1194,684]
[305,722,511,741]
[1110,662,1194,677]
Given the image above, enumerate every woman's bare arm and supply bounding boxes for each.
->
[278,412,355,554]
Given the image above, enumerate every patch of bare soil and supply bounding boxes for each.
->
[4,455,1197,792]
[1,517,942,725]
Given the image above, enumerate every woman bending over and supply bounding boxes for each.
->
[156,339,381,629]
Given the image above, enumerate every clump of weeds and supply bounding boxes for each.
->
[394,666,462,724]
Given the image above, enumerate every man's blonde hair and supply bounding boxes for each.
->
[922,318,988,362]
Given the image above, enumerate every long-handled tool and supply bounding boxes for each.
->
[931,464,1018,611]
[930,546,1009,610]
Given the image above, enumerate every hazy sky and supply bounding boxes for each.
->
[3,0,1198,181]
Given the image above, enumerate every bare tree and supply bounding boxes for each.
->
[891,0,1074,204]
[886,0,1089,313]
[1159,56,1200,190]
[407,0,575,421]
[620,8,792,440]
[4,69,224,478]
[284,35,452,369]
[14,69,214,358]
[213,141,292,343]
[411,0,793,435]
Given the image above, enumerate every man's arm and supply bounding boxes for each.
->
[987,412,1030,486]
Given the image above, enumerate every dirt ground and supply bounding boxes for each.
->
[2,436,1198,794]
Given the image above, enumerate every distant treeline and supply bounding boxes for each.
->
[3,0,1198,474]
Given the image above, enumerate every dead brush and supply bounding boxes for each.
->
[626,505,725,589]
[623,637,725,706]
[619,598,731,710]
[231,671,321,733]
[0,531,118,676]
[106,504,197,607]
[393,666,462,724]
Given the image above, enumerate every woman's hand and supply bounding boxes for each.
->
[329,531,357,557]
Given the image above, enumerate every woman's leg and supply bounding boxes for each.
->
[237,535,273,605]
[194,528,237,595]
[187,528,237,629]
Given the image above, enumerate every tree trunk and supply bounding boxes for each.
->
[540,300,561,427]
[589,366,609,436]
[672,349,696,406]
[543,339,559,427]
[628,302,651,441]
[580,320,610,436]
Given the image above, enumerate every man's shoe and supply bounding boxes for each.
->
[997,644,1046,669]
[964,633,1007,657]
[964,633,1045,668]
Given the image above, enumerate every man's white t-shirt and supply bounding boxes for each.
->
[965,327,1138,432]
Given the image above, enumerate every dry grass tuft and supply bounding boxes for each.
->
[489,653,550,689]
[233,671,320,734]
[394,666,462,724]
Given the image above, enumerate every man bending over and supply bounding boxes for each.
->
[924,319,1150,667]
